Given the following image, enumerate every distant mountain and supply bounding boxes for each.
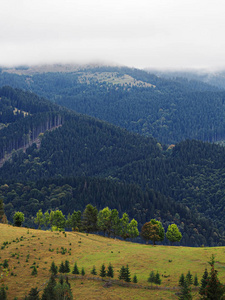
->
[147,68,225,90]
[1,64,225,144]
[1,86,225,246]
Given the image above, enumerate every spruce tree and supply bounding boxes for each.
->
[91,265,97,275]
[179,279,192,300]
[194,274,199,286]
[72,262,79,274]
[81,267,85,276]
[200,255,225,299]
[119,266,127,281]
[64,260,70,273]
[124,265,131,282]
[133,274,138,283]
[59,262,65,273]
[179,273,185,287]
[186,271,193,285]
[199,268,208,295]
[100,263,106,278]
[106,263,114,278]
[32,266,38,276]
[0,286,7,300]
[155,271,161,285]
[27,287,40,300]
[50,261,58,276]
[41,275,56,300]
[148,271,155,286]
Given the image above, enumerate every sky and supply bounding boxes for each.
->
[1,0,225,70]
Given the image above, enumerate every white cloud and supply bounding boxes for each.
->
[1,0,225,69]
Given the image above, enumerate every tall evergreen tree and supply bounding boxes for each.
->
[59,262,65,273]
[91,265,97,275]
[179,279,192,300]
[72,262,79,275]
[41,275,57,300]
[133,274,138,283]
[199,269,208,295]
[0,286,7,300]
[106,263,114,278]
[50,261,58,276]
[194,274,199,286]
[119,266,127,281]
[27,287,40,300]
[124,265,131,282]
[64,260,70,273]
[186,271,193,285]
[100,263,106,278]
[82,204,98,233]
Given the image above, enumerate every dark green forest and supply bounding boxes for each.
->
[1,66,225,144]
[1,86,225,246]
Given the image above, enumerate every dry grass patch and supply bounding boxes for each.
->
[0,224,225,299]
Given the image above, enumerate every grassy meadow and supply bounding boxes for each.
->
[0,224,225,299]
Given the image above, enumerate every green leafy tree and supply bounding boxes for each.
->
[128,218,139,239]
[166,224,182,245]
[91,265,97,275]
[107,263,114,278]
[34,209,44,229]
[120,213,130,240]
[67,210,81,231]
[141,219,165,245]
[82,204,98,233]
[97,207,112,236]
[13,211,24,227]
[50,261,58,276]
[72,262,79,274]
[100,263,106,278]
[43,211,50,227]
[0,198,4,222]
[51,210,66,230]
[111,208,121,237]
[53,280,73,300]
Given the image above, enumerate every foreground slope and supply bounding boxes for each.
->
[0,224,225,300]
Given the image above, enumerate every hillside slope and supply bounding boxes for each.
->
[1,65,225,144]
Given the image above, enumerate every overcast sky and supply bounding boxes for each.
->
[1,0,225,70]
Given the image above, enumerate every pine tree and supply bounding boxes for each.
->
[194,274,199,286]
[100,263,106,278]
[124,265,131,282]
[32,266,38,276]
[119,266,127,281]
[179,279,192,300]
[41,275,56,300]
[59,274,64,285]
[106,263,114,278]
[200,255,225,299]
[72,262,79,274]
[148,271,155,286]
[81,267,85,276]
[155,271,161,285]
[186,271,193,285]
[133,274,138,283]
[50,261,58,276]
[179,273,185,287]
[199,268,208,295]
[59,262,65,273]
[64,260,70,273]
[91,265,97,275]
[27,287,40,300]
[0,286,7,300]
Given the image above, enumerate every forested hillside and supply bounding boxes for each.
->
[1,65,225,144]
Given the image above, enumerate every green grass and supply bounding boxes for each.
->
[0,224,224,299]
